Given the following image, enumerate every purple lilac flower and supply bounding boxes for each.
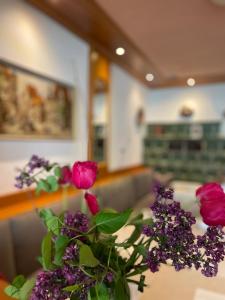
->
[61,211,89,238]
[30,266,94,300]
[143,184,225,277]
[62,244,79,262]
[105,272,114,283]
[197,226,225,277]
[15,173,35,189]
[15,155,50,189]
[28,155,49,173]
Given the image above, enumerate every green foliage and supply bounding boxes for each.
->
[79,244,100,267]
[19,277,36,300]
[46,175,59,192]
[94,208,132,234]
[41,232,53,270]
[54,166,62,178]
[4,285,20,299]
[114,276,130,300]
[89,284,109,300]
[4,276,35,300]
[54,235,70,266]
[36,179,50,195]
[39,208,61,235]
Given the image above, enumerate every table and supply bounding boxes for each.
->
[0,280,11,299]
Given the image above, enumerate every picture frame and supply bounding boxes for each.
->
[0,59,74,140]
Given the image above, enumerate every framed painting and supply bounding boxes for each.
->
[0,59,74,139]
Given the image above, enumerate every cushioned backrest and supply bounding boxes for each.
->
[10,210,46,277]
[98,177,136,211]
[0,220,16,281]
[132,170,154,201]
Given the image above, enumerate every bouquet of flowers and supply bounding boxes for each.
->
[5,155,225,300]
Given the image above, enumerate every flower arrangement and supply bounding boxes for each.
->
[5,155,225,300]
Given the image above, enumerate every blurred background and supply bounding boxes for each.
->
[1,0,225,299]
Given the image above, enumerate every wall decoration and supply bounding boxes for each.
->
[180,105,194,118]
[0,60,73,139]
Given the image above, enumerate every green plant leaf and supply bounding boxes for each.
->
[79,244,99,267]
[138,275,146,293]
[39,208,54,222]
[12,275,26,289]
[63,284,80,292]
[54,166,62,178]
[19,277,36,300]
[89,284,109,300]
[4,285,20,299]
[46,216,61,235]
[114,276,130,300]
[54,235,70,266]
[94,208,132,234]
[42,232,53,270]
[35,179,50,195]
[124,225,142,248]
[47,176,59,192]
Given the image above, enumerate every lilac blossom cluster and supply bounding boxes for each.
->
[30,266,93,300]
[61,211,89,238]
[15,155,50,189]
[143,185,225,277]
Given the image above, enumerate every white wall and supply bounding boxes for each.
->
[0,0,90,195]
[93,93,107,125]
[145,83,225,123]
[109,65,148,171]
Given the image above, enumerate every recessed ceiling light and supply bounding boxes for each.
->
[146,73,154,82]
[116,47,125,56]
[187,78,196,87]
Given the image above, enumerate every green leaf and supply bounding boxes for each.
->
[94,208,132,234]
[19,277,36,300]
[138,275,146,293]
[35,179,50,195]
[128,213,144,225]
[54,235,70,266]
[89,284,109,300]
[39,208,54,222]
[4,285,20,299]
[46,216,61,235]
[79,244,99,267]
[47,176,59,192]
[54,166,62,178]
[130,217,153,226]
[41,232,53,270]
[63,284,80,292]
[124,225,142,248]
[114,276,130,300]
[12,275,26,289]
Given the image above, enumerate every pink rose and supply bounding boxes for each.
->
[196,182,225,226]
[72,161,98,190]
[196,182,224,204]
[200,200,225,226]
[84,192,100,215]
[58,166,72,185]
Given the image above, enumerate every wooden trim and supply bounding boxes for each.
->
[26,0,161,88]
[0,164,146,218]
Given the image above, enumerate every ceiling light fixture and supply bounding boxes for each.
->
[116,47,125,56]
[146,73,154,82]
[187,78,196,87]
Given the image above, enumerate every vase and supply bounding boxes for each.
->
[129,283,140,300]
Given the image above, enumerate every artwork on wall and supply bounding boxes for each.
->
[0,60,74,139]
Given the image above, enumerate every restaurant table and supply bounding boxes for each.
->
[0,280,11,299]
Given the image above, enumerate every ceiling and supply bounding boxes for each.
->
[95,0,225,86]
